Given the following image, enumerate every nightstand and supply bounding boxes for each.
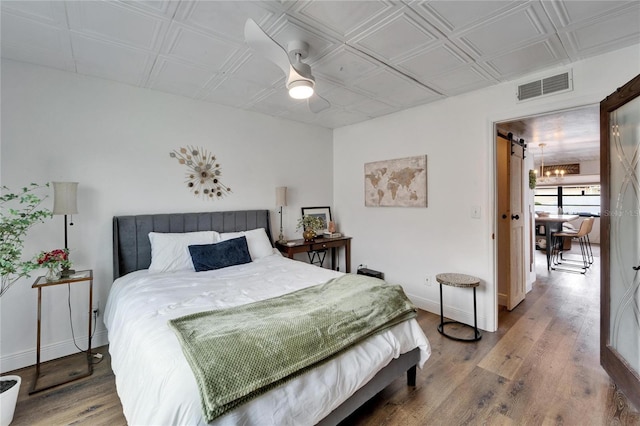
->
[275,236,352,272]
[29,270,94,394]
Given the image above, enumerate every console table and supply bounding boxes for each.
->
[30,270,93,394]
[276,236,352,272]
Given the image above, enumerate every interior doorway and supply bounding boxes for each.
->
[496,133,526,310]
[495,104,601,320]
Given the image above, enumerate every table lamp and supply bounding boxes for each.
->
[53,182,78,277]
[276,187,287,243]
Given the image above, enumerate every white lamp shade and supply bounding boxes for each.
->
[276,187,287,207]
[52,182,78,215]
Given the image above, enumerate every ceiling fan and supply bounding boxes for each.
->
[244,18,330,113]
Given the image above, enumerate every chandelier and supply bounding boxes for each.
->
[535,143,565,184]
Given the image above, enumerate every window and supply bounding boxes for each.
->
[534,185,600,216]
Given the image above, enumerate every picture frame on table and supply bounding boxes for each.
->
[301,206,332,235]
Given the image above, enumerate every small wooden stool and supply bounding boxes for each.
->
[436,273,482,342]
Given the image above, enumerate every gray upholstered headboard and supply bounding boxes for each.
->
[113,210,271,279]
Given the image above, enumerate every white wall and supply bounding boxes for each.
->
[2,44,638,372]
[0,60,333,372]
[333,44,640,332]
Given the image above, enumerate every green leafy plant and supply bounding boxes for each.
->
[1,183,52,297]
[296,215,325,232]
[529,170,537,189]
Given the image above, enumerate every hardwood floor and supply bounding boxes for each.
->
[9,349,125,426]
[345,245,639,425]
[7,245,639,425]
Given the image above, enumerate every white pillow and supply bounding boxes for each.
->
[220,228,273,260]
[148,231,219,273]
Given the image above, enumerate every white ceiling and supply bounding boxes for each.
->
[1,0,639,130]
[498,104,601,166]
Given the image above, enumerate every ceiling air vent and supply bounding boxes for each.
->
[517,70,572,102]
[518,80,542,101]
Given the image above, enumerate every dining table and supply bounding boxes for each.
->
[535,214,579,270]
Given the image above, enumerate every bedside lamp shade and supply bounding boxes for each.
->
[276,186,287,207]
[52,182,78,277]
[53,182,78,215]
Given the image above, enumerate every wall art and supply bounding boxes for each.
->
[300,206,332,234]
[170,146,231,199]
[364,155,427,207]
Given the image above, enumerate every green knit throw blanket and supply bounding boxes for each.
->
[168,273,417,422]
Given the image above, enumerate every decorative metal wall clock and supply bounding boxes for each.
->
[170,146,231,199]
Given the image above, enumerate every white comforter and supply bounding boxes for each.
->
[104,253,431,425]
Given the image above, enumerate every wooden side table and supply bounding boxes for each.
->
[275,236,352,272]
[436,273,482,342]
[30,269,94,394]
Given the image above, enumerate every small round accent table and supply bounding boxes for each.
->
[436,273,482,342]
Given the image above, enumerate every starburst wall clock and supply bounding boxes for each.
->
[170,146,231,200]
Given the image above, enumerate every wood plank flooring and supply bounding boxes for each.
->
[7,245,639,425]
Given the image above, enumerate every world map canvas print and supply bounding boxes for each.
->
[364,155,427,207]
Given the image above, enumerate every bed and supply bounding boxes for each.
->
[105,210,431,425]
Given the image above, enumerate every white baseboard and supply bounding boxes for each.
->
[406,293,440,315]
[407,292,487,331]
[0,330,109,374]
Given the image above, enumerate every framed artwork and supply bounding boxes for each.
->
[301,206,332,234]
[364,155,427,207]
[169,146,231,200]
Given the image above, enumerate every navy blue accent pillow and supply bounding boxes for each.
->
[188,236,252,272]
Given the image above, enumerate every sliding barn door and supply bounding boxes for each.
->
[600,74,640,409]
[497,133,526,311]
[509,141,526,310]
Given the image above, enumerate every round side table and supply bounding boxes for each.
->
[436,273,482,342]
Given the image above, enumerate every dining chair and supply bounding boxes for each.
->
[551,217,594,273]
[560,217,595,265]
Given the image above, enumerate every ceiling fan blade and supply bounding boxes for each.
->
[244,18,291,76]
[245,18,320,104]
[308,93,330,113]
[291,57,314,80]
[287,64,315,87]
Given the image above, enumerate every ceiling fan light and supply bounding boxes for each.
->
[288,80,314,99]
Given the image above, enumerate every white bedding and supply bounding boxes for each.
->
[104,253,431,425]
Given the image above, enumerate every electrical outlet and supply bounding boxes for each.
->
[425,276,431,286]
[471,206,481,219]
[92,299,100,317]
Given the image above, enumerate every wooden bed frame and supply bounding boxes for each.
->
[112,209,419,425]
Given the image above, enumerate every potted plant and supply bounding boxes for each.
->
[1,183,51,426]
[0,376,21,426]
[296,215,325,241]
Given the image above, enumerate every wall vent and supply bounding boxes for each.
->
[517,70,572,101]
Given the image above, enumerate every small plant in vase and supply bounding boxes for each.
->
[296,215,325,241]
[34,248,71,282]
